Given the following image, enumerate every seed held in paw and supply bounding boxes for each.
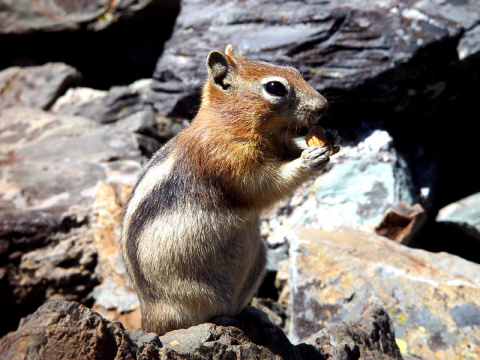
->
[306,125,333,156]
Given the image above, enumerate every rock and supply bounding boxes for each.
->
[115,108,157,137]
[250,298,287,330]
[0,107,145,336]
[375,202,426,245]
[0,107,144,212]
[51,82,183,143]
[160,320,300,360]
[436,192,480,242]
[154,115,189,142]
[148,0,479,120]
[0,0,179,34]
[50,87,107,113]
[90,181,141,330]
[413,0,480,62]
[0,207,97,336]
[0,299,402,360]
[14,225,97,304]
[296,304,402,360]
[0,300,138,360]
[52,85,146,124]
[0,63,82,110]
[261,129,421,238]
[287,227,480,359]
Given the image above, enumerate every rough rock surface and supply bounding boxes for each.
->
[0,107,146,212]
[0,107,146,336]
[261,128,424,265]
[0,300,402,360]
[0,0,179,34]
[436,192,480,242]
[52,82,148,124]
[286,227,480,359]
[89,181,141,329]
[297,304,402,360]
[0,63,82,110]
[51,81,187,142]
[0,300,138,360]
[149,0,479,120]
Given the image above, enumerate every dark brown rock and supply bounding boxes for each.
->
[0,300,403,360]
[148,0,480,120]
[0,107,147,336]
[0,300,137,360]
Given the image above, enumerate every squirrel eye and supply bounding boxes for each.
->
[264,81,287,97]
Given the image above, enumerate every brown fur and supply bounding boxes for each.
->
[120,45,335,335]
[175,48,326,209]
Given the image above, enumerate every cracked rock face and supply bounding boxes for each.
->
[0,107,145,336]
[148,0,479,119]
[286,227,480,359]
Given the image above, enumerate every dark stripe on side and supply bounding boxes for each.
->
[123,138,175,300]
[126,158,233,245]
[128,137,177,203]
[124,141,240,300]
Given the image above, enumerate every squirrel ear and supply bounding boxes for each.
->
[225,44,234,57]
[206,50,235,92]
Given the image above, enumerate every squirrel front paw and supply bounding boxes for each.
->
[325,129,341,150]
[301,145,332,170]
[301,128,340,171]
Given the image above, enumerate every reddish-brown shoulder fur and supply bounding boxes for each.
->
[174,45,325,209]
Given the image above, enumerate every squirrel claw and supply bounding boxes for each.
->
[301,145,331,171]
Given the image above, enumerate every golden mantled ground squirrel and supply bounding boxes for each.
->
[120,45,340,335]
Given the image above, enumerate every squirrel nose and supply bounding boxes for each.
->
[312,93,328,117]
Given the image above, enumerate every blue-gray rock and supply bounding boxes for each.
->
[262,129,420,236]
[436,192,480,242]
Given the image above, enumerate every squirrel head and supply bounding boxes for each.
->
[202,44,328,140]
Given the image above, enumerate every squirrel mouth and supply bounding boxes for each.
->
[295,116,322,137]
[296,127,310,137]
